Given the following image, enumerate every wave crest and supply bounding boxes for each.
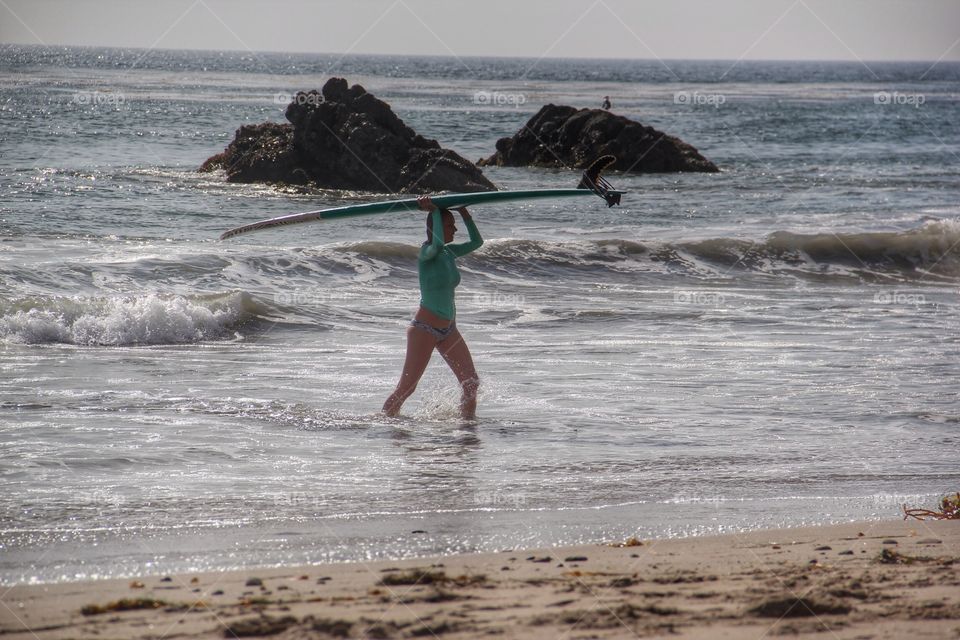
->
[329,220,960,280]
[764,220,960,273]
[0,292,256,346]
[484,221,960,280]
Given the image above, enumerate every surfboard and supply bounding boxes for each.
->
[219,155,624,240]
[219,189,623,240]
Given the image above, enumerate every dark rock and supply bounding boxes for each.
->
[201,78,495,194]
[378,569,447,586]
[748,595,852,618]
[310,617,352,637]
[223,615,298,637]
[609,577,637,588]
[200,122,299,184]
[880,548,919,564]
[479,104,718,173]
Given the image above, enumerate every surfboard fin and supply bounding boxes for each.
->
[577,155,621,207]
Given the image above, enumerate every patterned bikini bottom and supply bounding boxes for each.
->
[410,319,456,342]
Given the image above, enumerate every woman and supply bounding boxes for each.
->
[382,196,483,419]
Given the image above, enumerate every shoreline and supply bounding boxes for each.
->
[1,519,956,639]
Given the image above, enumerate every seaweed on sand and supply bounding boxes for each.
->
[81,598,168,615]
[903,492,960,520]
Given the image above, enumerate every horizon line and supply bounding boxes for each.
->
[2,41,957,67]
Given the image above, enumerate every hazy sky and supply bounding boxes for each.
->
[2,0,958,62]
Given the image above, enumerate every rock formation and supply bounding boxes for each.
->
[201,78,496,193]
[479,104,718,173]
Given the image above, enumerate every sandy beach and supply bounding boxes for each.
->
[1,519,956,639]
[5,43,959,635]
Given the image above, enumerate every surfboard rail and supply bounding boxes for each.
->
[219,156,624,240]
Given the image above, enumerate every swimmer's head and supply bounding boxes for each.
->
[426,209,456,244]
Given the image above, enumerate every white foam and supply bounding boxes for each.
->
[0,293,247,346]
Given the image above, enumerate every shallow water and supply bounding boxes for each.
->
[1,47,958,584]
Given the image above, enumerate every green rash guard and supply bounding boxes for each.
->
[418,209,483,321]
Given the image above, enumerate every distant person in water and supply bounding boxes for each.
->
[601,95,611,110]
[382,196,483,419]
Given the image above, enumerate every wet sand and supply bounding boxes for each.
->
[1,519,957,639]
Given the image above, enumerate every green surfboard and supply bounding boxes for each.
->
[219,188,624,241]
[219,155,624,240]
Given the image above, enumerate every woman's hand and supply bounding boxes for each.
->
[417,195,436,212]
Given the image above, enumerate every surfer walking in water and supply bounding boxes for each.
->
[382,196,483,419]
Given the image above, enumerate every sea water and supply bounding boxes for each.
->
[1,47,958,584]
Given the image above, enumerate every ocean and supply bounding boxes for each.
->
[1,46,958,584]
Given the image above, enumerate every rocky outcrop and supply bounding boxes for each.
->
[201,78,496,193]
[479,104,718,173]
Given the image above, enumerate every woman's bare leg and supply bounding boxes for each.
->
[382,326,437,416]
[438,328,480,419]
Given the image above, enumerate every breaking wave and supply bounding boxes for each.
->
[0,291,263,346]
[339,220,960,281]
